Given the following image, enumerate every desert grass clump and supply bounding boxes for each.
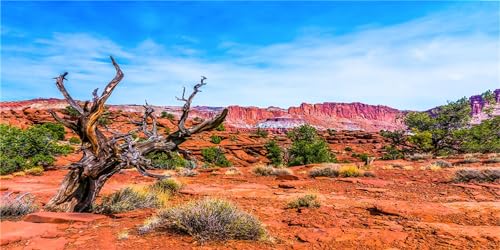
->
[150,179,182,194]
[454,169,500,183]
[178,168,198,177]
[485,155,500,164]
[407,153,432,161]
[309,166,339,178]
[423,164,442,171]
[463,155,480,164]
[225,167,242,175]
[0,192,38,218]
[24,166,44,176]
[139,198,267,242]
[93,186,168,214]
[433,160,453,168]
[339,165,363,177]
[253,165,292,176]
[287,194,320,209]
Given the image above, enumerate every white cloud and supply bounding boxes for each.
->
[1,7,499,110]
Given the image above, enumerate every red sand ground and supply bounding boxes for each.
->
[1,158,499,249]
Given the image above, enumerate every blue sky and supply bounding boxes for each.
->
[1,1,499,110]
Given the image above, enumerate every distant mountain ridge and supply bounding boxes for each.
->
[1,89,498,132]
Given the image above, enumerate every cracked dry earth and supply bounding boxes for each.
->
[1,160,499,250]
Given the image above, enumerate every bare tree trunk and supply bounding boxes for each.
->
[46,57,227,212]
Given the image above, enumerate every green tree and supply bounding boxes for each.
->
[265,140,283,166]
[161,111,175,121]
[404,97,471,154]
[456,116,500,153]
[40,122,66,140]
[0,124,73,175]
[201,147,231,167]
[287,125,334,166]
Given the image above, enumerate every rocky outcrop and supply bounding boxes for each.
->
[470,89,500,124]
[226,103,405,131]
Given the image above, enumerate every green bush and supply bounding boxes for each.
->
[145,152,188,170]
[139,198,267,242]
[0,124,72,175]
[210,135,222,144]
[201,147,231,167]
[265,140,283,166]
[287,194,320,209]
[287,125,334,166]
[40,123,66,140]
[455,117,500,153]
[68,136,81,145]
[344,146,352,152]
[215,123,226,131]
[64,106,80,117]
[161,111,175,121]
[381,145,404,160]
[351,153,370,162]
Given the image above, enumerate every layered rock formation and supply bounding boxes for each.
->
[1,99,405,131]
[226,103,405,131]
[470,89,500,124]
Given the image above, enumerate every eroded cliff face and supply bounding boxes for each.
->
[470,89,500,124]
[225,102,405,132]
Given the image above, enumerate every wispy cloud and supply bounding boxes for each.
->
[1,6,498,110]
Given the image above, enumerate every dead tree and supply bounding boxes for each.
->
[46,56,227,212]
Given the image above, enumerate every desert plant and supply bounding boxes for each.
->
[68,136,81,145]
[463,154,480,163]
[454,169,500,183]
[225,167,242,175]
[24,166,44,176]
[381,145,404,160]
[265,140,283,166]
[339,165,363,177]
[287,194,320,209]
[253,165,292,176]
[161,111,175,121]
[40,123,66,140]
[0,124,73,175]
[145,152,188,170]
[287,125,334,166]
[344,146,352,152]
[215,123,226,131]
[210,135,222,144]
[407,153,432,161]
[177,168,198,177]
[201,147,231,167]
[139,198,267,242]
[254,128,269,138]
[64,105,80,117]
[150,179,182,194]
[0,192,38,218]
[93,186,167,214]
[433,160,453,168]
[309,165,339,178]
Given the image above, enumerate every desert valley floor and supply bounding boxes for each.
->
[1,155,499,249]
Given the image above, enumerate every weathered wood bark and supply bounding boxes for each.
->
[46,57,227,212]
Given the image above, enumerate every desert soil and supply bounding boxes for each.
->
[1,159,499,250]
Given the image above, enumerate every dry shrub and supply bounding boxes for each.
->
[93,186,168,214]
[309,166,339,177]
[454,169,500,183]
[253,165,292,176]
[150,179,182,194]
[287,194,320,209]
[225,167,242,175]
[139,198,267,242]
[407,153,432,161]
[433,160,453,168]
[339,165,363,177]
[1,192,37,218]
[178,168,198,177]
